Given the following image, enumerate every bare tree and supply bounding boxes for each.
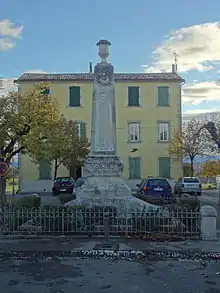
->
[169,119,213,177]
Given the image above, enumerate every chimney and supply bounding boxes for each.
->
[89,62,93,73]
[172,64,177,73]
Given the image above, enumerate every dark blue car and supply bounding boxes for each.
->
[136,178,172,201]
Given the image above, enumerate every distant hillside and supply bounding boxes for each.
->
[184,155,220,163]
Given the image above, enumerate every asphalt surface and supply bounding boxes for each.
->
[0,254,220,293]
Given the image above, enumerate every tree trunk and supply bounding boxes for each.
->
[53,159,58,180]
[0,177,7,206]
[190,158,194,177]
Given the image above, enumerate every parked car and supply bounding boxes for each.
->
[136,178,172,201]
[174,177,202,196]
[52,177,75,196]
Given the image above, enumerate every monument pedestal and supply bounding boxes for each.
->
[67,155,159,214]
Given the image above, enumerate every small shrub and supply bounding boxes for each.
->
[58,193,76,204]
[16,195,41,208]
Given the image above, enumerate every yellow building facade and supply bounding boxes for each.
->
[16,71,184,192]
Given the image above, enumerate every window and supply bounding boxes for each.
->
[158,157,171,178]
[76,121,86,139]
[129,157,141,179]
[158,122,169,141]
[157,86,170,106]
[41,88,50,95]
[128,86,140,106]
[69,86,81,107]
[183,178,199,183]
[148,178,170,187]
[128,122,140,142]
[39,159,51,180]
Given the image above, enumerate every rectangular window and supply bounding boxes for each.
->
[69,86,81,107]
[128,122,140,142]
[39,159,51,180]
[158,122,169,141]
[157,86,170,106]
[41,88,50,95]
[158,157,171,178]
[76,122,86,139]
[129,157,141,179]
[128,86,140,106]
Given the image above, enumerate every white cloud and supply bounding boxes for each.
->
[24,70,48,74]
[183,81,220,104]
[0,19,23,50]
[145,22,220,73]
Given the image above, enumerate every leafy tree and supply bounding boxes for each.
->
[201,160,220,178]
[28,116,89,180]
[169,119,212,177]
[0,83,60,204]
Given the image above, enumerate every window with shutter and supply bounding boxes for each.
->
[39,159,51,180]
[158,157,171,178]
[129,157,141,179]
[69,86,81,107]
[128,87,140,106]
[157,86,170,106]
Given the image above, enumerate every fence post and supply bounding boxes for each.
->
[201,205,217,241]
[103,212,110,244]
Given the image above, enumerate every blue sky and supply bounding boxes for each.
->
[1,0,220,117]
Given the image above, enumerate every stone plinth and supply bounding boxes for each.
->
[201,205,217,241]
[83,155,123,177]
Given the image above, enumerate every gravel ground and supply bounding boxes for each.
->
[1,254,220,293]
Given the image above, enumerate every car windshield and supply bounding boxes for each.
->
[148,179,169,186]
[184,178,199,183]
[55,177,72,183]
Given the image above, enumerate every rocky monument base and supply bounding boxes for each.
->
[66,156,159,214]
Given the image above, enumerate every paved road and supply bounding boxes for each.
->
[201,190,219,205]
[1,254,220,292]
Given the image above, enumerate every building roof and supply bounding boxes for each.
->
[15,72,185,83]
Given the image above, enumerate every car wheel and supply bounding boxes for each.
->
[197,192,201,196]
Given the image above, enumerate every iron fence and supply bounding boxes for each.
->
[0,206,201,238]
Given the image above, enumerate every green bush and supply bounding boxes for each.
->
[58,193,76,204]
[16,195,41,208]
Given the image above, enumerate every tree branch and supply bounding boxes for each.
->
[2,124,30,156]
[6,146,25,163]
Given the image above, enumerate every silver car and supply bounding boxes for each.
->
[174,177,202,196]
